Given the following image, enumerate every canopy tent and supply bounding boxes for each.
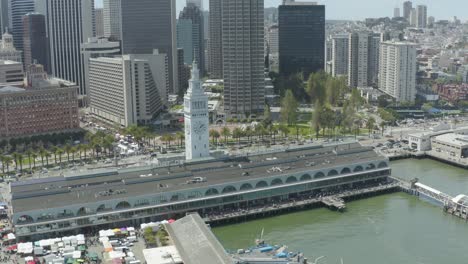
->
[7,244,17,251]
[17,242,33,254]
[72,251,81,259]
[6,233,15,240]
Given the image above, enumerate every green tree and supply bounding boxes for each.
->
[64,144,72,163]
[25,149,34,171]
[307,71,328,103]
[221,127,231,144]
[280,90,299,126]
[262,104,272,128]
[176,132,185,147]
[39,148,48,167]
[367,117,376,136]
[232,127,243,144]
[209,129,220,145]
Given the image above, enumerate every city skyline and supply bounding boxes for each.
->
[93,0,468,21]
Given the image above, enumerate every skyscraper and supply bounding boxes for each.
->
[178,3,205,76]
[348,32,380,88]
[119,0,178,94]
[416,5,427,28]
[0,0,9,38]
[208,0,222,78]
[403,1,412,20]
[393,7,400,18]
[331,34,349,77]
[36,0,94,95]
[187,0,203,10]
[103,0,121,40]
[409,8,417,27]
[9,0,35,51]
[222,0,264,116]
[379,41,417,102]
[94,8,104,37]
[278,1,325,78]
[22,13,49,72]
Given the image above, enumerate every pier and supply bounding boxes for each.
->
[204,183,400,225]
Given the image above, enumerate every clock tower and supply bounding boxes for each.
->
[184,61,210,160]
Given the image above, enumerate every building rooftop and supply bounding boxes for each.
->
[433,133,468,147]
[0,86,25,93]
[143,246,183,264]
[165,213,233,264]
[10,143,385,213]
[0,60,21,65]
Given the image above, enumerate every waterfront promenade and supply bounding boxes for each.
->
[205,182,401,224]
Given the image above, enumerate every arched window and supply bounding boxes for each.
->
[271,178,283,186]
[240,183,253,190]
[378,161,388,168]
[327,170,338,176]
[286,176,298,183]
[341,167,351,174]
[300,174,312,181]
[255,181,268,188]
[17,215,34,224]
[353,165,364,172]
[205,188,219,196]
[170,193,185,201]
[115,201,131,210]
[366,163,376,170]
[187,191,203,199]
[314,172,325,178]
[96,204,107,212]
[222,185,237,193]
[77,207,93,216]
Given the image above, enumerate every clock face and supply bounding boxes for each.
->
[194,121,207,135]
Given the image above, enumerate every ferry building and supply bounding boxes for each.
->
[9,63,391,239]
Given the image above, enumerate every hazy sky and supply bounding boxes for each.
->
[95,0,467,21]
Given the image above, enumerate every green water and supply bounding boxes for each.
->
[213,159,468,264]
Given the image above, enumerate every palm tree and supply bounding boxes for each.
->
[56,148,64,165]
[221,127,231,145]
[12,152,20,171]
[0,155,6,174]
[52,146,59,164]
[232,127,243,145]
[209,129,220,146]
[39,148,47,167]
[176,132,185,148]
[82,144,89,161]
[31,152,38,169]
[25,149,34,171]
[70,147,78,162]
[2,156,12,174]
[45,152,51,167]
[64,144,72,163]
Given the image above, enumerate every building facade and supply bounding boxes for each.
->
[379,41,417,102]
[36,0,94,95]
[0,0,9,37]
[278,2,325,78]
[0,65,79,138]
[331,34,349,77]
[22,13,49,72]
[0,60,23,83]
[80,37,121,105]
[103,0,121,40]
[184,61,210,160]
[178,3,205,76]
[0,29,21,62]
[403,1,412,20]
[88,54,166,127]
[177,19,193,66]
[222,0,264,116]
[94,8,104,37]
[393,7,400,18]
[9,0,35,51]
[416,5,427,28]
[208,0,222,79]
[9,143,391,239]
[119,0,178,95]
[348,32,380,88]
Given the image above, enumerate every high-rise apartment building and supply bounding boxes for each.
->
[0,29,21,62]
[103,0,121,40]
[393,8,400,18]
[222,0,264,116]
[36,0,94,95]
[403,1,412,20]
[379,41,417,102]
[266,25,279,55]
[278,1,325,78]
[178,3,205,75]
[22,13,49,72]
[94,8,104,37]
[208,0,222,78]
[348,32,380,88]
[88,54,166,127]
[119,0,178,95]
[9,0,35,51]
[331,34,349,77]
[409,8,417,27]
[416,5,427,28]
